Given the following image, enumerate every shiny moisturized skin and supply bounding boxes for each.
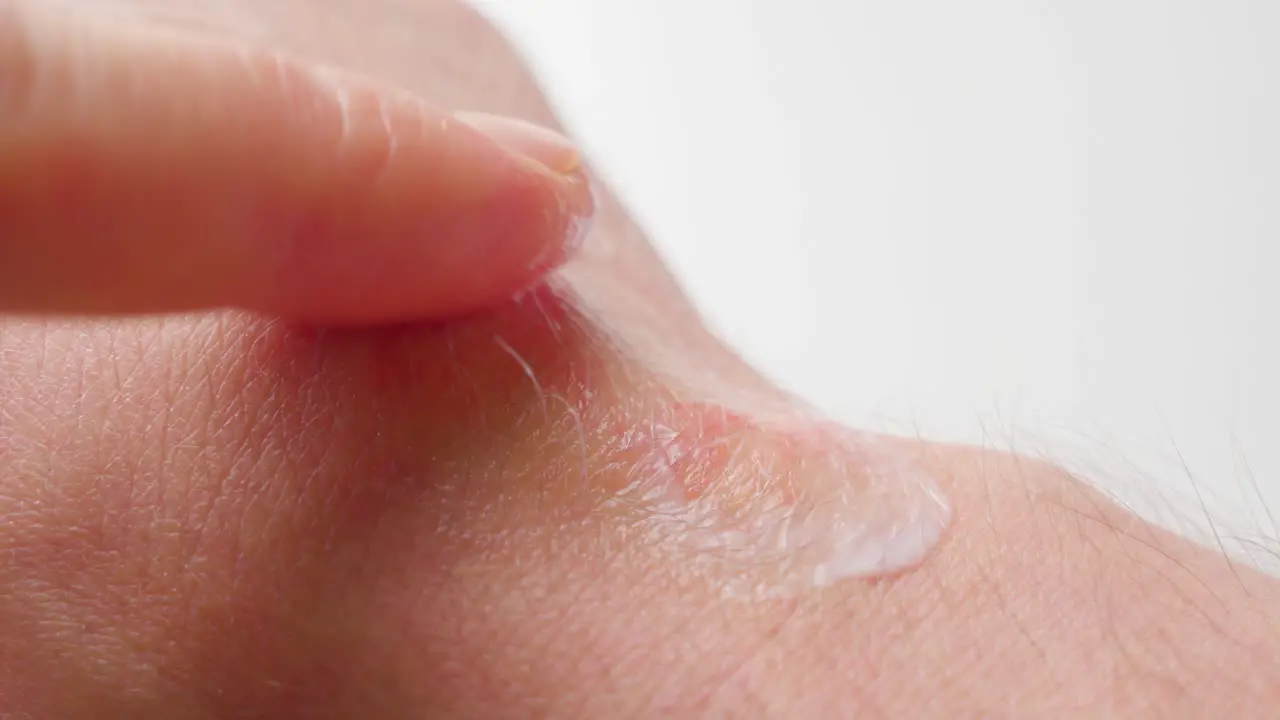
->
[480,276,953,597]
[596,403,952,596]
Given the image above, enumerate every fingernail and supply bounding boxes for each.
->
[453,112,584,177]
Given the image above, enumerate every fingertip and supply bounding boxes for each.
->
[257,112,599,325]
[451,112,599,261]
[454,112,584,177]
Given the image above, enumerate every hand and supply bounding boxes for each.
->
[2,2,1278,718]
[0,0,595,323]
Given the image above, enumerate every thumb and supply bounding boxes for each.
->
[0,2,595,323]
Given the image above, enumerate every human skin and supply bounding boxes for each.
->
[1,1,1279,718]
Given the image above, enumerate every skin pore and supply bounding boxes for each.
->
[1,1,1279,717]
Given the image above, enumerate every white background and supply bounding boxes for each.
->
[477,0,1280,555]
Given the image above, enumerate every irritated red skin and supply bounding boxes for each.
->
[592,401,842,506]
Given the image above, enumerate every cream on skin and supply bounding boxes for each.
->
[596,403,951,595]
[486,260,953,597]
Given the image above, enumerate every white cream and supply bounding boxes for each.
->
[609,409,952,598]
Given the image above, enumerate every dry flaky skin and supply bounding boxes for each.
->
[2,1,1280,718]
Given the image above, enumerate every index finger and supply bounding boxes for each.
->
[0,2,595,323]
